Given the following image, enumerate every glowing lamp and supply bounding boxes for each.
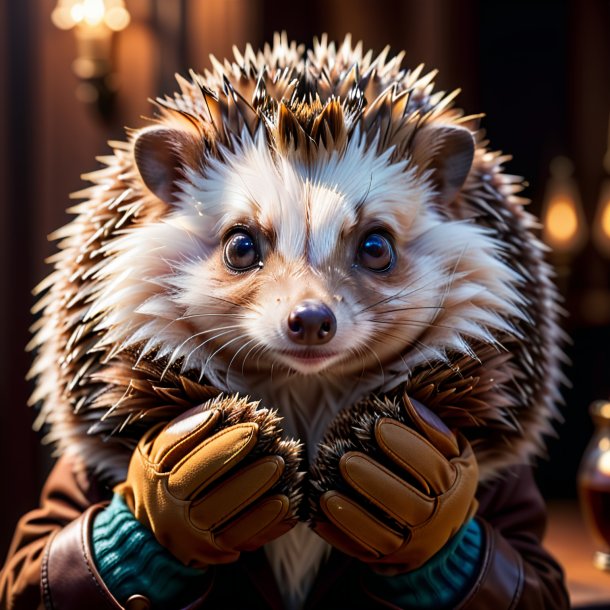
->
[52,0,130,32]
[51,0,131,115]
[592,180,610,258]
[541,156,587,255]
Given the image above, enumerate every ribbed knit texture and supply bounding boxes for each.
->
[91,494,207,609]
[366,518,483,609]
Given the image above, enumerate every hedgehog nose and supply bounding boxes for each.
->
[287,300,337,345]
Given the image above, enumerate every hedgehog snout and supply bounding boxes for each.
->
[286,300,337,345]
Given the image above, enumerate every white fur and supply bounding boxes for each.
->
[265,524,332,610]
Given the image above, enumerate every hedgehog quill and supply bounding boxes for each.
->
[1,34,569,610]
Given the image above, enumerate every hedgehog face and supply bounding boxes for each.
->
[171,133,435,378]
[93,116,525,389]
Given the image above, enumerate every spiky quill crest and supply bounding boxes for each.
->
[29,33,564,485]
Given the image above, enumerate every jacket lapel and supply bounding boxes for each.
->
[242,550,286,610]
[240,548,353,610]
[304,550,352,609]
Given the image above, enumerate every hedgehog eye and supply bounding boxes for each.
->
[357,233,395,272]
[223,231,259,271]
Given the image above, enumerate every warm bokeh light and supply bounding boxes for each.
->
[601,402,610,419]
[602,200,610,236]
[105,6,130,31]
[546,198,579,243]
[541,156,587,255]
[51,0,130,32]
[593,180,610,257]
[542,189,587,253]
[51,6,74,29]
[70,3,85,24]
[83,0,105,26]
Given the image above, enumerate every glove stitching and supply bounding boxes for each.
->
[409,457,476,538]
[325,493,401,558]
[215,496,286,550]
[136,422,167,457]
[193,459,282,531]
[139,451,164,475]
[377,420,449,473]
[341,454,433,526]
[169,423,256,480]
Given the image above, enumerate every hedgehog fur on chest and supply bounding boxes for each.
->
[29,33,564,610]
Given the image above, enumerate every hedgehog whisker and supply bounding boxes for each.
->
[206,294,244,308]
[159,324,241,378]
[176,312,249,321]
[183,328,241,372]
[359,343,385,385]
[372,318,479,355]
[409,338,439,370]
[134,310,243,362]
[201,333,250,379]
[431,246,467,326]
[369,329,415,369]
[368,323,437,371]
[348,343,371,387]
[372,318,459,333]
[374,305,445,315]
[173,324,243,354]
[241,340,267,375]
[171,327,242,374]
[355,271,447,312]
[246,342,265,373]
[254,344,273,373]
[242,342,262,373]
[226,337,259,386]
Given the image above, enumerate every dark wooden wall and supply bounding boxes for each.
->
[2,0,45,564]
[2,0,609,561]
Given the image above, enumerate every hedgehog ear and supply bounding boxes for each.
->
[133,127,204,202]
[411,125,475,206]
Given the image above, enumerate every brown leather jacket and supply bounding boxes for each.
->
[1,456,569,610]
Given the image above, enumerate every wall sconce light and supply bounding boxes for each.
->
[592,115,610,258]
[593,179,610,258]
[51,0,131,116]
[541,155,588,258]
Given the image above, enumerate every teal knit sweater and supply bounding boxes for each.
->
[366,518,482,608]
[91,494,482,609]
[91,495,207,609]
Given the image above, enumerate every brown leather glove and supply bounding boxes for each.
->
[311,395,478,574]
[115,397,302,568]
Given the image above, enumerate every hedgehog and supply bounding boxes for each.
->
[28,33,564,609]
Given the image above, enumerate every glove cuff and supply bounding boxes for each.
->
[91,494,208,609]
[365,518,483,609]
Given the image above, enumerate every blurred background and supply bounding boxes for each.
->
[1,0,610,595]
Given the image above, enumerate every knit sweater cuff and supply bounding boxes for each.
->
[365,518,483,609]
[91,494,208,610]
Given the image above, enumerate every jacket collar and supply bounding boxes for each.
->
[241,548,353,610]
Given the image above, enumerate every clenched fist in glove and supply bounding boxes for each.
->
[310,394,479,574]
[115,396,302,568]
